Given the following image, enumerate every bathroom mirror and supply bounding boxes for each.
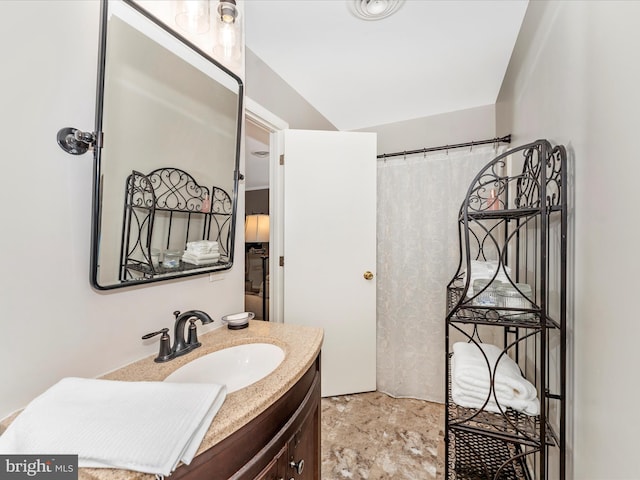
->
[91,0,243,290]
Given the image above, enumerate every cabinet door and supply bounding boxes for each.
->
[254,444,288,480]
[286,401,320,480]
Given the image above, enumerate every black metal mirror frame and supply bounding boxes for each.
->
[90,0,244,290]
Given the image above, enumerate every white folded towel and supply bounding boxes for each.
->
[186,241,219,255]
[187,240,218,249]
[183,252,220,261]
[186,247,219,256]
[182,252,220,265]
[0,377,227,476]
[451,342,539,416]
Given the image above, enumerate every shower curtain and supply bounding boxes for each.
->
[376,144,504,403]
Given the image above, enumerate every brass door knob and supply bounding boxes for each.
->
[363,271,374,280]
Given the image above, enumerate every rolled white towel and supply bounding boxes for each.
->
[453,342,537,399]
[451,381,540,415]
[451,342,539,416]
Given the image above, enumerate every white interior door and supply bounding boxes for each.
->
[283,129,377,397]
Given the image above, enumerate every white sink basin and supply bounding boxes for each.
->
[164,343,285,393]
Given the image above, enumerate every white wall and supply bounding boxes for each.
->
[0,1,244,419]
[496,1,640,478]
[355,104,496,155]
[245,48,337,131]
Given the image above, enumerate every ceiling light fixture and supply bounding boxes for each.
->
[349,0,404,21]
[252,150,270,158]
[218,0,238,24]
[213,0,241,62]
[173,0,210,34]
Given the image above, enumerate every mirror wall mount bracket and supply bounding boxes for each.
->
[56,127,102,155]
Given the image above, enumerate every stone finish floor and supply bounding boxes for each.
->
[321,391,445,480]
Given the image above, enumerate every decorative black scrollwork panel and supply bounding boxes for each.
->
[120,170,157,279]
[148,168,210,212]
[545,145,565,209]
[119,168,233,282]
[459,140,564,217]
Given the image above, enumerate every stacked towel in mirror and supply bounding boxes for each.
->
[0,377,227,477]
[451,342,540,416]
[182,240,220,265]
[463,260,511,296]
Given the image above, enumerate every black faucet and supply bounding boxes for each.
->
[171,310,214,358]
[142,310,214,363]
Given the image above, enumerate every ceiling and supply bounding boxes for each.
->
[242,0,528,191]
[244,0,528,132]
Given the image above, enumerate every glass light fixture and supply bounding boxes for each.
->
[173,0,210,34]
[217,0,238,24]
[214,0,241,62]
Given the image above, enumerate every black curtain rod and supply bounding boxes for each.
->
[377,135,512,160]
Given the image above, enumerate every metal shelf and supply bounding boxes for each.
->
[445,139,567,480]
[119,168,232,282]
[447,287,561,329]
[447,402,558,448]
[124,259,230,278]
[448,429,534,480]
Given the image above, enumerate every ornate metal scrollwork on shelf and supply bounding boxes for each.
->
[545,144,565,208]
[120,167,233,282]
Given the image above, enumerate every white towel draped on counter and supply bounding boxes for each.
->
[451,342,539,416]
[0,377,227,476]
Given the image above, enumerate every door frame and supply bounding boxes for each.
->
[245,97,289,323]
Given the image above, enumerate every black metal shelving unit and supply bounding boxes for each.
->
[445,140,567,480]
[119,167,233,281]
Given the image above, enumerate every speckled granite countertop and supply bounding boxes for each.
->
[2,321,323,480]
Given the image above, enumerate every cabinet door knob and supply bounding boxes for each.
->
[363,270,374,280]
[289,459,304,475]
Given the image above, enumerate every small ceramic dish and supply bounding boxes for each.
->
[221,311,255,330]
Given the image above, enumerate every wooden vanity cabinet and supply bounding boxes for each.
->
[285,395,319,480]
[254,390,318,480]
[172,356,320,480]
[253,445,287,480]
